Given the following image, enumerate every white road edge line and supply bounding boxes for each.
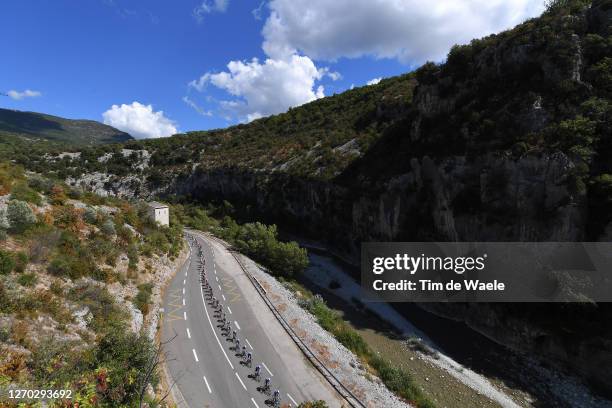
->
[251,397,260,408]
[287,393,297,406]
[186,328,191,339]
[203,376,212,394]
[234,321,241,330]
[262,362,273,377]
[192,349,199,362]
[245,338,253,350]
[222,294,226,301]
[227,306,233,315]
[199,263,235,370]
[235,372,247,391]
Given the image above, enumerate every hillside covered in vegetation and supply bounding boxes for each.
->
[0,162,183,407]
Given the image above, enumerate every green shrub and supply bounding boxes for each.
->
[220,219,308,278]
[0,250,15,274]
[7,200,37,233]
[134,283,154,315]
[0,208,8,231]
[14,251,28,273]
[83,207,98,224]
[47,257,71,278]
[127,244,139,270]
[10,182,42,205]
[28,175,54,194]
[100,218,116,236]
[95,330,159,405]
[17,273,37,287]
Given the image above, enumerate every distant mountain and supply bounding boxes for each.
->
[0,108,132,145]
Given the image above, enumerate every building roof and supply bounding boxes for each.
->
[148,201,169,209]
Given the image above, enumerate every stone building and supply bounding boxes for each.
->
[147,201,169,226]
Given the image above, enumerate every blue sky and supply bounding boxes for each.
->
[1,0,545,138]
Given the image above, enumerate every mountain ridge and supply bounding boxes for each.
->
[0,107,133,145]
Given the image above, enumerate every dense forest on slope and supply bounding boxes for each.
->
[0,108,132,145]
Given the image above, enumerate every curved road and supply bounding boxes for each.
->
[161,231,343,408]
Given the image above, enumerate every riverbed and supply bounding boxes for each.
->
[297,249,612,408]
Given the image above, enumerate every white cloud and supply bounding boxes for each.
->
[366,77,381,86]
[193,54,325,122]
[318,67,342,81]
[252,1,266,20]
[102,102,177,139]
[262,0,545,64]
[183,96,213,116]
[187,1,543,122]
[193,0,229,22]
[7,89,42,100]
[188,73,211,92]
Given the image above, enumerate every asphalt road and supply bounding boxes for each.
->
[161,231,343,408]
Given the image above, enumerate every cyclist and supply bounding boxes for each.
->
[272,390,281,407]
[241,345,246,358]
[254,364,261,380]
[235,339,240,351]
[262,378,271,394]
[245,352,252,367]
[231,331,237,342]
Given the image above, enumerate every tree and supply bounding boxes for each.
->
[7,200,36,233]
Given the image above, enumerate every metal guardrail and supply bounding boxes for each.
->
[197,231,367,408]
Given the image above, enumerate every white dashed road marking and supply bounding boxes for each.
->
[234,321,241,330]
[235,372,247,391]
[203,376,212,394]
[245,338,253,350]
[184,311,187,320]
[251,398,260,408]
[192,349,199,362]
[287,393,297,406]
[186,328,191,339]
[262,362,273,377]
[227,306,233,314]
